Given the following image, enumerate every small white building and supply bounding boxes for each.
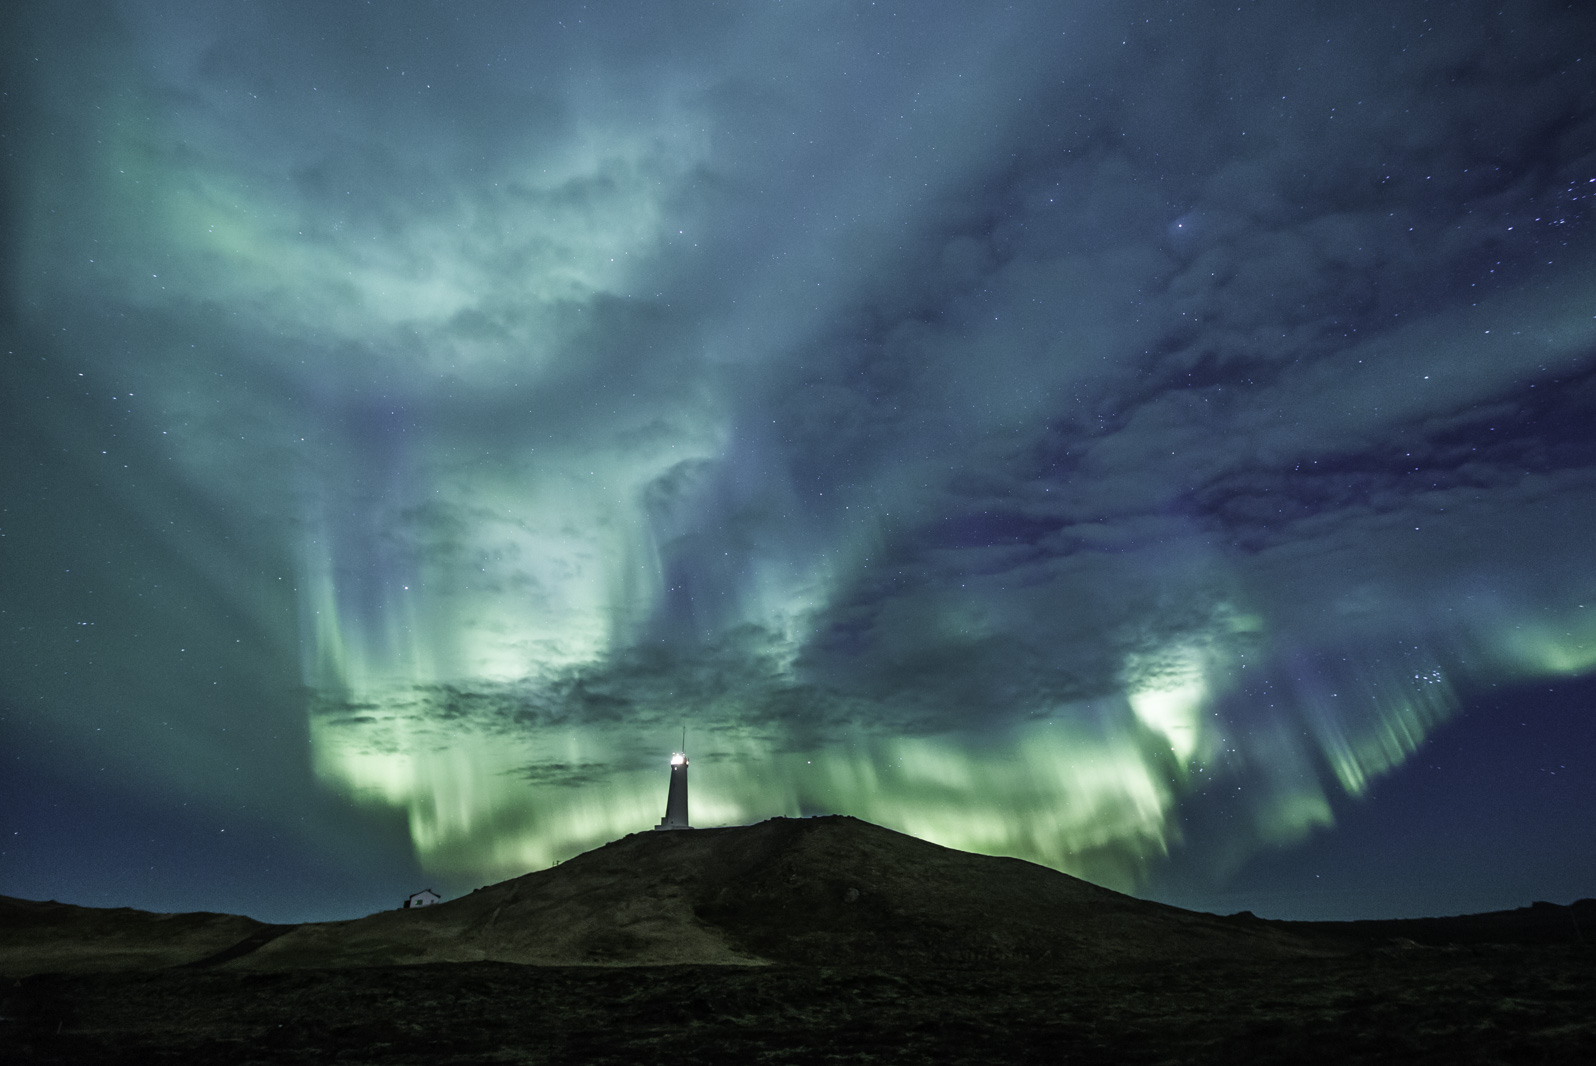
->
[404,889,442,909]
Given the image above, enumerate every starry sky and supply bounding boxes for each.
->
[4,1,1595,925]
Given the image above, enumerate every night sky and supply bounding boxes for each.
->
[4,1,1595,926]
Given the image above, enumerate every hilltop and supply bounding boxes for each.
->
[7,815,1592,977]
[2,816,1313,975]
[233,815,1322,970]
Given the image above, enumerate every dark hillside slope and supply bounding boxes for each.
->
[237,816,1317,970]
[1283,897,1596,947]
[682,815,1320,966]
[5,819,1592,1064]
[0,896,267,975]
[11,817,1585,979]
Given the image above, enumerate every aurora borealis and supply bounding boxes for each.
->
[3,0,1595,924]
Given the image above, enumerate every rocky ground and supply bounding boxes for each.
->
[5,945,1593,1065]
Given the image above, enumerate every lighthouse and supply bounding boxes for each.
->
[653,744,690,831]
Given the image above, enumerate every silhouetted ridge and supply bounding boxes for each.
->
[215,815,1320,970]
[4,818,1591,978]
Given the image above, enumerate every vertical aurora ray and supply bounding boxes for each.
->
[300,578,1564,891]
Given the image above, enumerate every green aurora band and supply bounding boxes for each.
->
[10,3,1596,901]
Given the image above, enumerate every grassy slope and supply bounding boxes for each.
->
[5,816,1590,978]
[0,896,267,976]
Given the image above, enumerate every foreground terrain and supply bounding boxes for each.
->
[3,817,1592,1064]
[7,948,1593,1065]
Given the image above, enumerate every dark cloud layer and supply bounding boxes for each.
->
[4,1,1595,922]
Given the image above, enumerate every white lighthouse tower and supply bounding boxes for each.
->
[653,732,690,831]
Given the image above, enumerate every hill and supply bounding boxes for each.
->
[0,896,266,976]
[231,815,1317,970]
[4,818,1594,1064]
[8,816,1594,977]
